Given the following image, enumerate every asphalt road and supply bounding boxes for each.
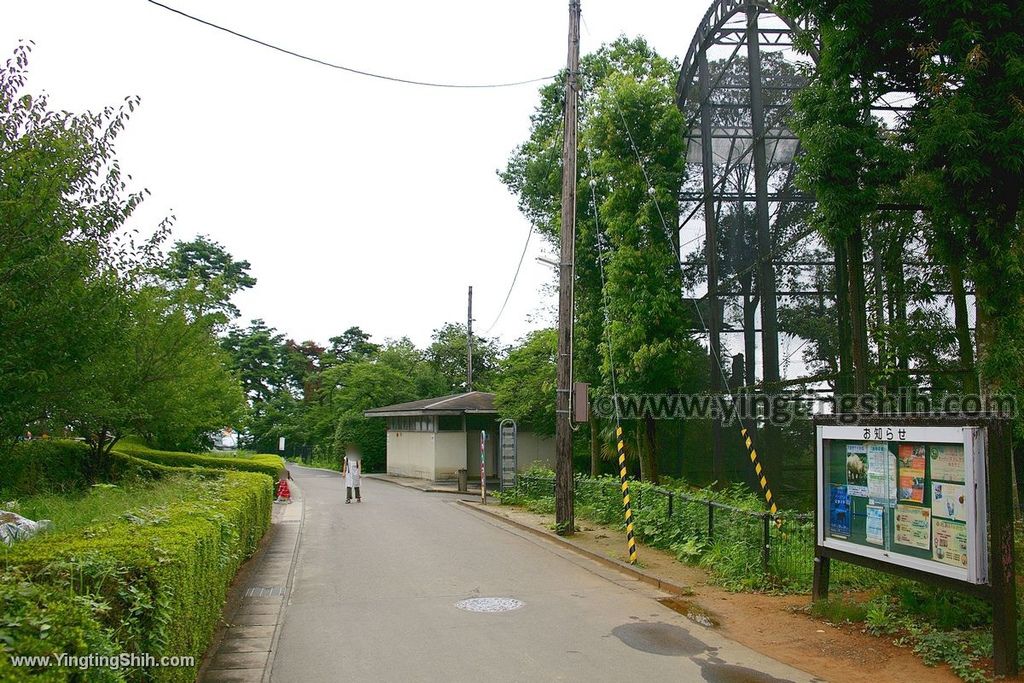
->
[272,465,819,683]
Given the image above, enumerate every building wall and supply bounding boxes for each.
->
[465,429,498,479]
[433,431,468,481]
[515,431,555,471]
[386,431,435,480]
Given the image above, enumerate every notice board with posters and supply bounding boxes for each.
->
[817,425,988,584]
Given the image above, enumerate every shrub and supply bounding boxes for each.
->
[0,441,93,496]
[116,445,284,481]
[0,573,123,683]
[2,470,273,682]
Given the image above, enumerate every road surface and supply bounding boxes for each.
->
[272,466,819,682]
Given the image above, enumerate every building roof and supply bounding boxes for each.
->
[363,391,497,417]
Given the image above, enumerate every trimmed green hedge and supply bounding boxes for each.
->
[0,440,92,496]
[2,470,273,682]
[116,446,285,481]
[0,574,123,683]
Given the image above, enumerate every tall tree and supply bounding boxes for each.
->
[0,44,144,446]
[156,234,256,321]
[502,37,706,481]
[426,322,501,393]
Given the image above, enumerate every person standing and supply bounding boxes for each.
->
[342,444,362,503]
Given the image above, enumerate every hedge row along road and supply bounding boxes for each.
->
[0,441,282,682]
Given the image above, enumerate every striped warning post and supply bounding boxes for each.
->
[616,425,638,564]
[741,427,777,515]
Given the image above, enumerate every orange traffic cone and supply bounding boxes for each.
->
[275,478,291,503]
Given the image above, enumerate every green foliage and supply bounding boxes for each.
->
[0,44,142,446]
[493,329,557,436]
[809,597,869,624]
[0,575,123,683]
[0,441,93,496]
[500,36,706,479]
[2,470,272,682]
[7,476,200,537]
[0,44,248,459]
[154,234,256,321]
[426,322,501,393]
[115,445,284,481]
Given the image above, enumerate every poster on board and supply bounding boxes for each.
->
[932,482,967,522]
[866,505,884,545]
[867,444,897,504]
[894,504,931,550]
[897,444,926,503]
[830,485,851,537]
[933,518,969,568]
[846,444,869,497]
[930,443,965,483]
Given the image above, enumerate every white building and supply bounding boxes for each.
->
[364,392,553,482]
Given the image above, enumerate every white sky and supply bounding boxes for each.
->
[5,0,706,349]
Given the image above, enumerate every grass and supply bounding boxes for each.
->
[2,475,195,539]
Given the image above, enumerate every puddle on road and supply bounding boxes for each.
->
[695,659,796,683]
[611,622,710,657]
[658,596,719,628]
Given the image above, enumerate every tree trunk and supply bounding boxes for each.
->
[846,228,870,395]
[948,256,979,395]
[835,240,854,396]
[590,418,600,477]
[642,415,660,484]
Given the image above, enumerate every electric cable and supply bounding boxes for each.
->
[147,0,556,89]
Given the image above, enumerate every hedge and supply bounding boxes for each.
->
[0,441,92,496]
[1,470,273,682]
[115,446,285,481]
[0,574,123,683]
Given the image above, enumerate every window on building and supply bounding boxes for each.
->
[437,415,463,431]
[387,415,436,432]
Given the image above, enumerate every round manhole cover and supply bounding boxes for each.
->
[455,597,524,613]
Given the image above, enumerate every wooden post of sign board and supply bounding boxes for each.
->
[988,419,1018,677]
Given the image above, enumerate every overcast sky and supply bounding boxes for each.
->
[6,0,706,349]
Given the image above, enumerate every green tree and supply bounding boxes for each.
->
[494,329,557,437]
[782,0,1024,398]
[426,322,501,393]
[0,44,143,446]
[62,283,246,459]
[502,36,706,481]
[156,234,256,321]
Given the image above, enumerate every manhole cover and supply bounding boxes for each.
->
[455,597,524,613]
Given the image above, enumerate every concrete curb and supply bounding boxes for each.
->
[456,500,690,596]
[363,473,491,499]
[262,479,305,683]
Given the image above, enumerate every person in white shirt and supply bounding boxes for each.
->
[342,444,363,503]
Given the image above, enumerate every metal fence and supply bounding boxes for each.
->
[514,474,821,588]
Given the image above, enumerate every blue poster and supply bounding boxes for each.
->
[830,485,851,537]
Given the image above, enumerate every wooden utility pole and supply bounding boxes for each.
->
[554,0,580,536]
[467,285,474,392]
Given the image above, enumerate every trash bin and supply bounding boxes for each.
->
[457,468,468,492]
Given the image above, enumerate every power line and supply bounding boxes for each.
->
[483,224,534,334]
[146,0,557,89]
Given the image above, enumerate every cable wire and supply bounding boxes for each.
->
[483,224,534,334]
[147,0,556,89]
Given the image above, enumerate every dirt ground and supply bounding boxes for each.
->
[480,503,968,683]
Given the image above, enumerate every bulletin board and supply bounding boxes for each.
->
[817,425,988,584]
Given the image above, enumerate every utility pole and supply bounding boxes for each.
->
[554,0,580,536]
[467,285,474,392]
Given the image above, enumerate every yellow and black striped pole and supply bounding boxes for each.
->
[616,425,638,564]
[741,427,777,515]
